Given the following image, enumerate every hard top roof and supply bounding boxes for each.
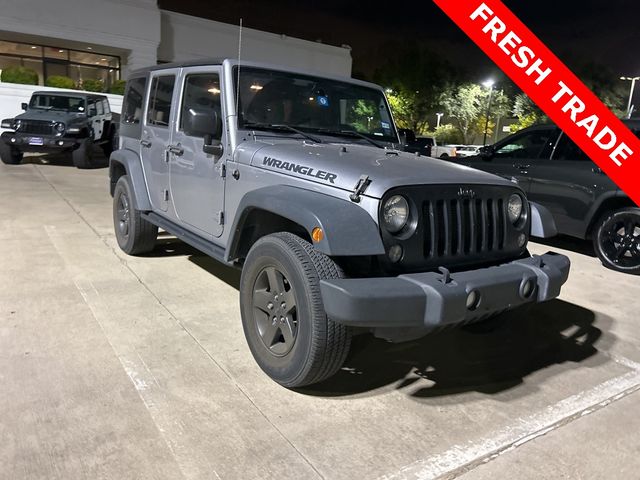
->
[32,90,106,99]
[128,58,383,91]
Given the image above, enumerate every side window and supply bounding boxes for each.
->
[179,73,222,138]
[553,134,590,162]
[147,75,176,127]
[102,99,110,114]
[494,129,558,159]
[122,77,147,125]
[96,99,104,115]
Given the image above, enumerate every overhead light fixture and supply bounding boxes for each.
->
[30,46,37,49]
[208,87,220,94]
[86,47,92,50]
[250,84,263,91]
[101,58,107,61]
[58,49,64,53]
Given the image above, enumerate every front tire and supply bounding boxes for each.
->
[113,176,158,255]
[240,232,352,388]
[593,207,640,274]
[0,142,23,165]
[72,138,95,169]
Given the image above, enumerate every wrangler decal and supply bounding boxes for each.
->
[263,156,338,184]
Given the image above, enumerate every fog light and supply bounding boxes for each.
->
[466,290,481,311]
[520,279,535,299]
[10,137,16,143]
[57,140,64,146]
[517,233,527,248]
[388,244,403,263]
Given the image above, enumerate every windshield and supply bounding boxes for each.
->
[235,67,398,144]
[29,95,86,113]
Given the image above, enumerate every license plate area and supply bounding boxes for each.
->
[28,137,44,146]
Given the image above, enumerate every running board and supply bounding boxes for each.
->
[142,212,228,264]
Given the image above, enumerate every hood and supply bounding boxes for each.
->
[239,139,515,199]
[15,110,85,123]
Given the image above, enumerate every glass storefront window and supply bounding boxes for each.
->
[69,51,119,69]
[0,39,120,88]
[44,47,68,60]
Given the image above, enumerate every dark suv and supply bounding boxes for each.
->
[458,122,640,274]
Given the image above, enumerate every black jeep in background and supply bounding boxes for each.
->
[0,91,118,169]
[458,121,640,274]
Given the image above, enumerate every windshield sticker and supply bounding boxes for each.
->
[381,121,390,130]
[262,156,338,184]
[316,96,330,107]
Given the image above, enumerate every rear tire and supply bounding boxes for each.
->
[72,138,95,169]
[113,175,158,255]
[593,207,640,274]
[0,142,23,165]
[240,232,352,388]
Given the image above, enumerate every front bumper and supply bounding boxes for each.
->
[320,252,570,328]
[1,132,80,151]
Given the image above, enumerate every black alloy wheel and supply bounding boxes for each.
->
[252,265,298,356]
[594,208,640,274]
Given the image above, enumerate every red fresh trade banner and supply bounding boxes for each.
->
[434,0,640,206]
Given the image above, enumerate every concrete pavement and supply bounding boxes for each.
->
[1,156,639,479]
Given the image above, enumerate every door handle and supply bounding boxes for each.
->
[168,144,184,156]
[140,139,152,148]
[592,167,604,175]
[517,164,531,171]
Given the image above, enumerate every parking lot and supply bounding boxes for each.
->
[2,156,640,480]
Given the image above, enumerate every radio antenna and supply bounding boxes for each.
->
[235,18,243,122]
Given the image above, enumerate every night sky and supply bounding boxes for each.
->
[158,0,640,82]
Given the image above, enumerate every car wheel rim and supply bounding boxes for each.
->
[117,192,130,238]
[600,214,640,269]
[252,265,298,356]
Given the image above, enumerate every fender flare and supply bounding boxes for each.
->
[226,185,386,260]
[109,148,151,211]
[529,201,558,238]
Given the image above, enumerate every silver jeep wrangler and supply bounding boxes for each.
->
[109,59,570,388]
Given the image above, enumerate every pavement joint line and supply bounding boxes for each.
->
[380,355,640,480]
[36,165,326,480]
[41,224,188,480]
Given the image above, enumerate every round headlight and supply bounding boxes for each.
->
[507,194,524,224]
[382,195,410,233]
[54,122,65,134]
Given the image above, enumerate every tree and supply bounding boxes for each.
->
[439,83,511,144]
[373,42,457,134]
[510,93,547,132]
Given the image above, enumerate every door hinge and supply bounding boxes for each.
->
[220,163,226,178]
[163,189,169,201]
[216,211,224,225]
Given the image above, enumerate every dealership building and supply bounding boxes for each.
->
[0,0,353,90]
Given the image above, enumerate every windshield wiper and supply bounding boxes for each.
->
[311,129,385,149]
[243,122,322,144]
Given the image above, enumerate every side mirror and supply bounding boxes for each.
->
[203,134,224,157]
[478,145,494,161]
[184,108,224,157]
[21,103,28,111]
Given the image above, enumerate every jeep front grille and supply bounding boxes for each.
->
[423,197,506,259]
[18,120,55,136]
[379,185,529,272]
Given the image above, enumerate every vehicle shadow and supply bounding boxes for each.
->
[21,149,109,168]
[299,300,612,401]
[147,237,612,401]
[534,234,596,258]
[148,237,242,289]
